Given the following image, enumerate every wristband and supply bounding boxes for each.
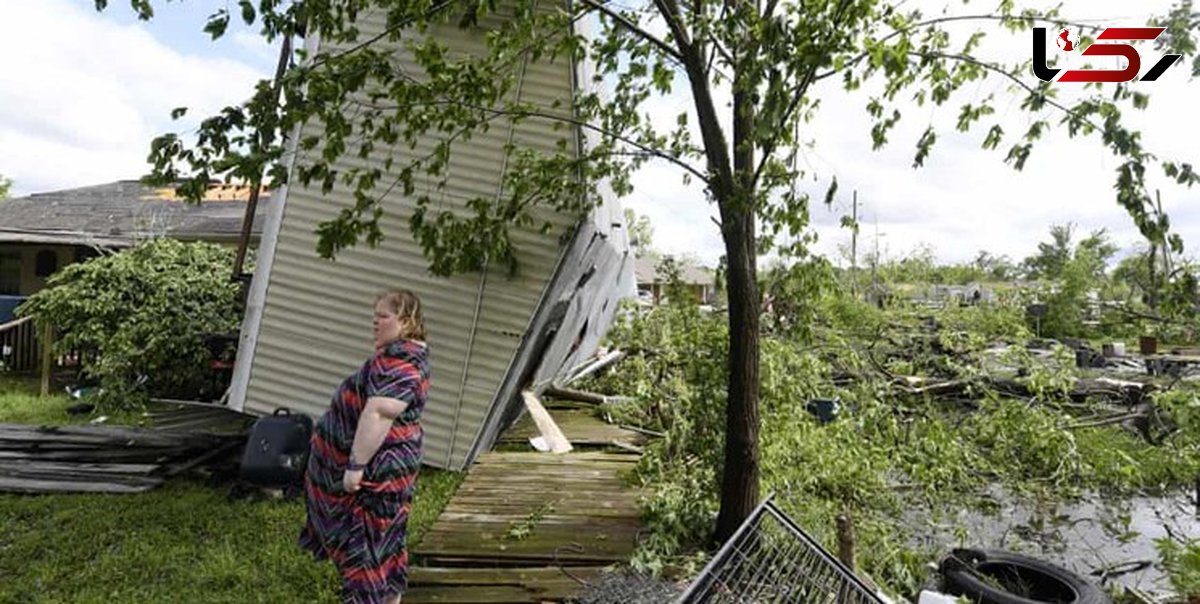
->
[347,459,367,472]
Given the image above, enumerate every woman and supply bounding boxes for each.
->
[300,290,430,604]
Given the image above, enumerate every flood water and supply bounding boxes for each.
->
[909,487,1200,596]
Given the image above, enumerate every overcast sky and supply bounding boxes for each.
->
[1,0,1196,269]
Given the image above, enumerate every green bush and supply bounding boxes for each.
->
[18,239,244,411]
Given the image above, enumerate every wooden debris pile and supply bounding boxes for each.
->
[0,421,247,494]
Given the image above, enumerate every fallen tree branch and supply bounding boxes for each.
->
[544,386,615,406]
[1090,559,1153,584]
[887,375,1155,406]
[1067,412,1148,430]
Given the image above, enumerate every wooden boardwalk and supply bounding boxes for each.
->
[406,410,645,603]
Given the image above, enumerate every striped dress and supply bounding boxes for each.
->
[299,339,430,604]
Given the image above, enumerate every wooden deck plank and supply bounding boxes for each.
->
[450,486,632,498]
[456,472,630,484]
[465,464,634,477]
[409,566,608,586]
[405,412,646,603]
[500,409,645,446]
[472,452,639,464]
[434,512,639,525]
[403,584,582,603]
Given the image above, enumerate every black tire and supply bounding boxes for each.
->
[940,548,1111,604]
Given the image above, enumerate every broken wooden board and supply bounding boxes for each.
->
[406,567,609,603]
[0,475,164,494]
[0,422,245,494]
[144,400,255,434]
[499,409,645,448]
[520,390,572,454]
[407,449,644,602]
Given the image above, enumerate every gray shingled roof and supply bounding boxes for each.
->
[0,180,272,247]
[634,255,715,286]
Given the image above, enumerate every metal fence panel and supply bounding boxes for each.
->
[678,495,885,604]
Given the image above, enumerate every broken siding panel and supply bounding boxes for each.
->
[242,4,581,470]
[468,205,636,462]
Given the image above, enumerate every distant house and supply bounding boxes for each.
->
[0,180,272,378]
[916,282,996,308]
[634,255,716,305]
[0,180,271,303]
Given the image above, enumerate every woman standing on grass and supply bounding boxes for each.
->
[300,290,430,604]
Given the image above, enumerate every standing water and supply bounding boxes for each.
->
[911,487,1200,595]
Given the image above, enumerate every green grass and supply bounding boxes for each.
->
[0,379,159,427]
[0,376,465,603]
[0,375,74,425]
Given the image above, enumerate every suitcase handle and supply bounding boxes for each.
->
[273,408,291,416]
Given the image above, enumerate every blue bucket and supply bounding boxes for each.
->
[805,398,841,424]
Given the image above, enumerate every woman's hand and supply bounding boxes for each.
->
[343,469,365,493]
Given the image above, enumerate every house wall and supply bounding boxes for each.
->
[638,281,713,305]
[233,4,586,470]
[0,243,80,296]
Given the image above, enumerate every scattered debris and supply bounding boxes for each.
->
[569,569,684,604]
[65,402,94,416]
[502,408,647,450]
[521,390,573,454]
[544,385,631,406]
[559,349,626,387]
[677,494,886,603]
[0,419,247,494]
[807,397,842,424]
[938,548,1111,604]
[145,399,252,434]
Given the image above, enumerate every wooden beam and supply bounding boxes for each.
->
[543,386,608,406]
[0,315,32,333]
[39,322,53,397]
[520,390,572,454]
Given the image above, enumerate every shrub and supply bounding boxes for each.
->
[19,239,244,411]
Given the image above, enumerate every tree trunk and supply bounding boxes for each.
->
[665,0,761,543]
[713,35,761,542]
[1147,243,1158,310]
[714,209,761,543]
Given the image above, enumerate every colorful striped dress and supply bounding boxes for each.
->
[299,339,430,604]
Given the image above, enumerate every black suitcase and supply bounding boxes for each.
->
[239,408,314,488]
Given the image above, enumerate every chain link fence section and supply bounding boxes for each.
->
[678,495,886,604]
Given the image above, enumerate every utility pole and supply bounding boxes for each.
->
[873,218,880,281]
[850,190,858,295]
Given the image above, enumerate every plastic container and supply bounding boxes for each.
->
[805,398,841,424]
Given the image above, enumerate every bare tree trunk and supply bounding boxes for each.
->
[713,26,761,542]
[714,208,761,542]
[1147,242,1158,311]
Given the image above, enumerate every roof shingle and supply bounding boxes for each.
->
[0,180,271,246]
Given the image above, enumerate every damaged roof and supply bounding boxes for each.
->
[0,180,272,247]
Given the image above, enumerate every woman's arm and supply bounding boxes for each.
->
[343,396,409,492]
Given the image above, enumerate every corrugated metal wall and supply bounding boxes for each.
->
[467,195,637,462]
[237,4,583,470]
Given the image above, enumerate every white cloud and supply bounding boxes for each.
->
[0,0,268,195]
[232,30,283,67]
[3,0,1195,272]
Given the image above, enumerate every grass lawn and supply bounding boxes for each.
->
[0,376,464,603]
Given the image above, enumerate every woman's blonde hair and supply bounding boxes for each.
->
[377,289,426,341]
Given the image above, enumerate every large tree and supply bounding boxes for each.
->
[0,174,10,200]
[97,0,1200,541]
